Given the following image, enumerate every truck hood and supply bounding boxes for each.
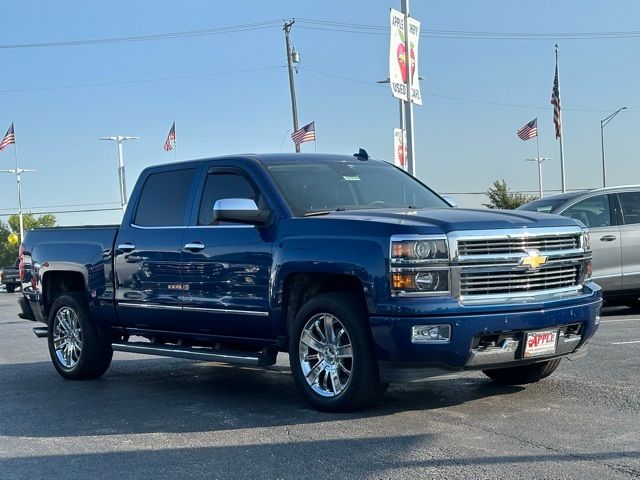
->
[327,207,581,234]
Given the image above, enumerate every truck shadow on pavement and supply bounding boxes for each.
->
[0,436,638,479]
[0,356,524,439]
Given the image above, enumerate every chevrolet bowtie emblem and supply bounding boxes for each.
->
[519,249,548,270]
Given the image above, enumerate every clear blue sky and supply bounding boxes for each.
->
[1,0,639,225]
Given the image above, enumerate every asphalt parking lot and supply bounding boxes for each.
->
[0,291,638,479]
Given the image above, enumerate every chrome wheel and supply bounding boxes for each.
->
[298,313,353,397]
[52,306,82,369]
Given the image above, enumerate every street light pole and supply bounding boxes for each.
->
[600,107,626,188]
[283,20,300,153]
[100,136,140,212]
[0,168,36,243]
[526,157,552,198]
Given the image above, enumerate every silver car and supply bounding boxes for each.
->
[518,185,640,307]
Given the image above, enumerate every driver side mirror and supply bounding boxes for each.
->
[213,198,271,226]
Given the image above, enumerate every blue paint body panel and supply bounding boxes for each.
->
[19,153,602,377]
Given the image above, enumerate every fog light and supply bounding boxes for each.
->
[411,324,451,344]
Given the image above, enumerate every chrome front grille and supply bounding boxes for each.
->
[457,234,579,256]
[450,227,590,303]
[460,264,579,296]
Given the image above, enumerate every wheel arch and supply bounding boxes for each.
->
[42,267,89,318]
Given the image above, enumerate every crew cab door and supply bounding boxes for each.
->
[560,193,622,292]
[180,165,276,340]
[114,166,197,332]
[616,191,640,292]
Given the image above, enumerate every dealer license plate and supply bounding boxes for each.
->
[523,330,558,358]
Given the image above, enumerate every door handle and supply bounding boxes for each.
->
[600,235,617,242]
[183,242,205,251]
[118,243,136,252]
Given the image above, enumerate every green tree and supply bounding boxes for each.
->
[0,213,57,267]
[484,179,537,210]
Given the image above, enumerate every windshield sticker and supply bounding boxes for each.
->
[342,176,361,181]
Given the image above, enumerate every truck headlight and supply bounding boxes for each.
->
[390,235,451,296]
[391,239,448,261]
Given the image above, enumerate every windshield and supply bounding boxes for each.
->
[266,161,448,216]
[517,197,571,214]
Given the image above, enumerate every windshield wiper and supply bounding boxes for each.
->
[303,208,346,217]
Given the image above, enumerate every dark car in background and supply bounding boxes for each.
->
[0,258,20,293]
[518,185,640,307]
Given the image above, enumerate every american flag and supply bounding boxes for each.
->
[0,123,15,151]
[551,63,561,139]
[517,118,538,141]
[291,121,316,146]
[164,122,176,151]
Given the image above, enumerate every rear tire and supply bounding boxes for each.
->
[289,292,387,411]
[483,358,561,385]
[47,292,113,380]
[6,284,15,293]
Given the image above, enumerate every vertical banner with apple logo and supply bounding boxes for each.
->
[389,9,422,105]
[393,128,407,170]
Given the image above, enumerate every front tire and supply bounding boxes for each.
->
[289,292,387,411]
[483,358,561,385]
[47,293,113,380]
[6,284,15,293]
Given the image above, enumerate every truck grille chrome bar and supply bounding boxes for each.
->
[457,234,579,256]
[448,227,589,304]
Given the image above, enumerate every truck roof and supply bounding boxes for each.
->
[153,153,379,170]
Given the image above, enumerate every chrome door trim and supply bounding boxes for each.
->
[118,302,182,311]
[182,305,269,316]
[130,224,188,230]
[117,302,269,317]
[187,225,255,229]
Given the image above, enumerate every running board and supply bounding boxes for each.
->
[33,327,48,338]
[111,342,277,367]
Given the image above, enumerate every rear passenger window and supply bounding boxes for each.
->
[561,195,611,228]
[198,172,261,225]
[618,191,640,225]
[134,169,195,226]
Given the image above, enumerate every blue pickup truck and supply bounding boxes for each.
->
[17,152,601,411]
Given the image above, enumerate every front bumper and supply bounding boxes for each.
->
[371,285,602,383]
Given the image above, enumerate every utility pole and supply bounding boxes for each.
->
[100,135,140,212]
[401,0,416,176]
[283,20,300,153]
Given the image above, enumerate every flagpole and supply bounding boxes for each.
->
[535,127,543,198]
[173,120,178,162]
[556,45,566,193]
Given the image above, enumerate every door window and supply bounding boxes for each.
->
[133,169,196,226]
[561,195,611,228]
[198,172,261,225]
[618,191,640,225]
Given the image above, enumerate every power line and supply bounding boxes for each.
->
[296,19,640,40]
[299,67,637,114]
[4,17,640,51]
[0,207,122,217]
[0,66,286,94]
[0,21,282,49]
[0,201,121,213]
